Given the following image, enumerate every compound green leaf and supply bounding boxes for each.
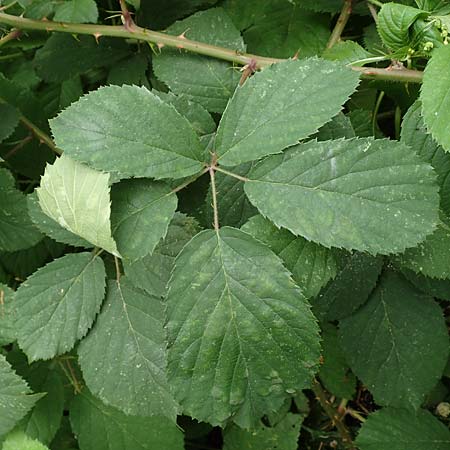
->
[223,413,302,450]
[37,155,119,256]
[401,100,450,216]
[216,59,360,166]
[244,138,439,254]
[14,252,106,361]
[339,271,449,409]
[27,193,91,248]
[111,179,178,261]
[0,283,15,346]
[377,3,427,51]
[0,103,19,143]
[0,355,44,436]
[205,163,257,228]
[53,0,98,23]
[313,251,383,321]
[124,213,199,298]
[397,217,450,279]
[70,390,184,450]
[50,86,204,180]
[242,215,338,299]
[2,430,49,450]
[421,44,450,152]
[78,278,178,421]
[356,408,450,450]
[153,8,245,113]
[166,227,320,428]
[0,183,43,253]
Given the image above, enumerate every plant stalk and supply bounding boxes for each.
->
[0,12,424,83]
[0,28,21,47]
[18,114,62,155]
[327,0,353,49]
[312,380,355,450]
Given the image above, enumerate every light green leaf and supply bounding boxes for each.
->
[216,59,360,167]
[339,271,449,409]
[0,103,19,143]
[166,227,320,428]
[396,217,450,279]
[322,40,375,66]
[27,193,91,248]
[153,8,245,113]
[223,413,302,450]
[242,215,338,299]
[356,408,450,450]
[313,252,383,321]
[78,278,178,421]
[421,44,450,152]
[0,283,15,346]
[0,182,43,253]
[70,390,184,450]
[377,3,427,51]
[111,179,178,261]
[14,252,106,361]
[50,86,205,180]
[124,213,199,298]
[319,324,356,399]
[37,155,119,256]
[205,163,257,228]
[2,430,49,450]
[244,138,439,254]
[401,100,450,216]
[0,355,44,436]
[53,0,98,23]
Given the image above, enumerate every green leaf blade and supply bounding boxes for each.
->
[50,85,205,180]
[244,138,440,254]
[14,252,106,361]
[166,227,320,427]
[215,58,360,166]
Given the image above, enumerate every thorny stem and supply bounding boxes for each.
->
[312,380,356,450]
[119,0,134,31]
[0,12,424,83]
[209,166,219,231]
[0,28,21,47]
[327,0,353,49]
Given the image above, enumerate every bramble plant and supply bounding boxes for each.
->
[0,0,450,449]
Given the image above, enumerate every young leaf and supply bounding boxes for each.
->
[14,252,106,361]
[242,215,338,299]
[2,430,49,450]
[313,252,383,321]
[356,408,450,450]
[0,103,20,143]
[215,59,360,166]
[322,40,375,66]
[377,3,427,51]
[0,283,15,346]
[78,278,178,421]
[124,213,199,298]
[401,100,450,216]
[37,155,119,256]
[53,0,98,23]
[0,355,44,436]
[27,193,91,248]
[396,217,450,279]
[50,86,205,180]
[70,390,184,450]
[166,227,320,428]
[111,179,178,261]
[223,413,302,450]
[339,271,449,409]
[244,138,439,254]
[153,8,245,113]
[421,44,450,152]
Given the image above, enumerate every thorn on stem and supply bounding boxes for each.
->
[239,58,258,85]
[93,32,102,43]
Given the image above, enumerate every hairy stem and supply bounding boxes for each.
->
[312,380,355,450]
[327,0,353,49]
[0,12,424,83]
